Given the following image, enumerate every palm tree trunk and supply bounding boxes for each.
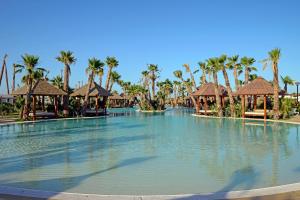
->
[233,67,239,90]
[151,74,155,99]
[245,67,249,109]
[12,67,16,92]
[273,62,280,119]
[190,72,197,91]
[99,75,103,88]
[213,72,223,117]
[105,67,112,91]
[23,80,33,120]
[109,82,114,92]
[63,64,70,116]
[180,78,199,113]
[201,70,206,85]
[83,72,94,115]
[222,68,235,117]
[284,83,287,93]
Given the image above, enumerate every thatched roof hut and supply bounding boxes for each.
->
[108,93,124,100]
[235,77,274,95]
[70,82,109,97]
[193,82,227,97]
[12,80,67,96]
[235,77,275,120]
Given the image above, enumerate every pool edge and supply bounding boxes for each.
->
[1,182,300,200]
[192,114,300,125]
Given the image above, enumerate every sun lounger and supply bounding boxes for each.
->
[29,111,56,118]
[197,110,216,115]
[244,109,270,117]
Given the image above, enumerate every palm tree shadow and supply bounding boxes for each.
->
[172,166,260,200]
[1,156,156,198]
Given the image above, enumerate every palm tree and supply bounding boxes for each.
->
[148,64,159,99]
[97,67,104,88]
[241,57,256,109]
[56,50,76,116]
[17,54,45,119]
[227,55,242,90]
[109,71,121,92]
[207,57,223,117]
[105,56,119,91]
[12,63,22,92]
[51,75,63,89]
[281,75,294,93]
[198,62,208,85]
[83,58,103,115]
[141,70,151,99]
[173,70,199,113]
[183,64,197,91]
[219,55,235,117]
[173,80,181,106]
[262,48,281,119]
[241,57,256,85]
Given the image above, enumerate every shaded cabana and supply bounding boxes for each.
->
[108,93,126,108]
[193,82,227,115]
[12,79,67,120]
[235,77,273,120]
[70,82,109,115]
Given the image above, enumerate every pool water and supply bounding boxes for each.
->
[0,108,300,195]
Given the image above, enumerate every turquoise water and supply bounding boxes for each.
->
[0,108,300,195]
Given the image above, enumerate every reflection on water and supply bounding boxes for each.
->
[0,108,300,195]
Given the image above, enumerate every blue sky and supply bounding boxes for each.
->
[1,0,300,93]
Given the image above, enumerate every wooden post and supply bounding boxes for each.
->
[241,95,245,118]
[96,95,99,116]
[32,95,36,121]
[254,95,257,110]
[54,96,58,117]
[264,95,267,121]
[204,96,208,115]
[42,96,45,111]
[196,97,200,113]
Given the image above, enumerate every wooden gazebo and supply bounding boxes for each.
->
[12,79,67,120]
[193,82,227,114]
[70,82,109,115]
[235,77,274,120]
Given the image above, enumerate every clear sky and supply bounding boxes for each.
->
[1,0,300,93]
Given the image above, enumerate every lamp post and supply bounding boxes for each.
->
[296,82,300,105]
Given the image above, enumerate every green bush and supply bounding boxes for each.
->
[280,98,294,119]
[0,102,15,116]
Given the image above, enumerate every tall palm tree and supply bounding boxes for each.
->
[219,55,235,117]
[173,70,199,113]
[227,55,242,90]
[56,50,76,116]
[12,63,22,92]
[241,56,256,109]
[83,58,103,115]
[198,62,208,85]
[51,75,63,89]
[17,54,45,120]
[105,56,119,91]
[109,71,121,92]
[241,57,256,85]
[207,57,223,117]
[148,64,159,99]
[141,70,151,99]
[262,48,281,119]
[183,64,197,91]
[97,67,104,88]
[281,75,294,93]
[173,80,181,106]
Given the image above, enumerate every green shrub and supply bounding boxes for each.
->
[280,98,294,119]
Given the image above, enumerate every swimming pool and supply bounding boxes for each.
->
[0,108,300,195]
